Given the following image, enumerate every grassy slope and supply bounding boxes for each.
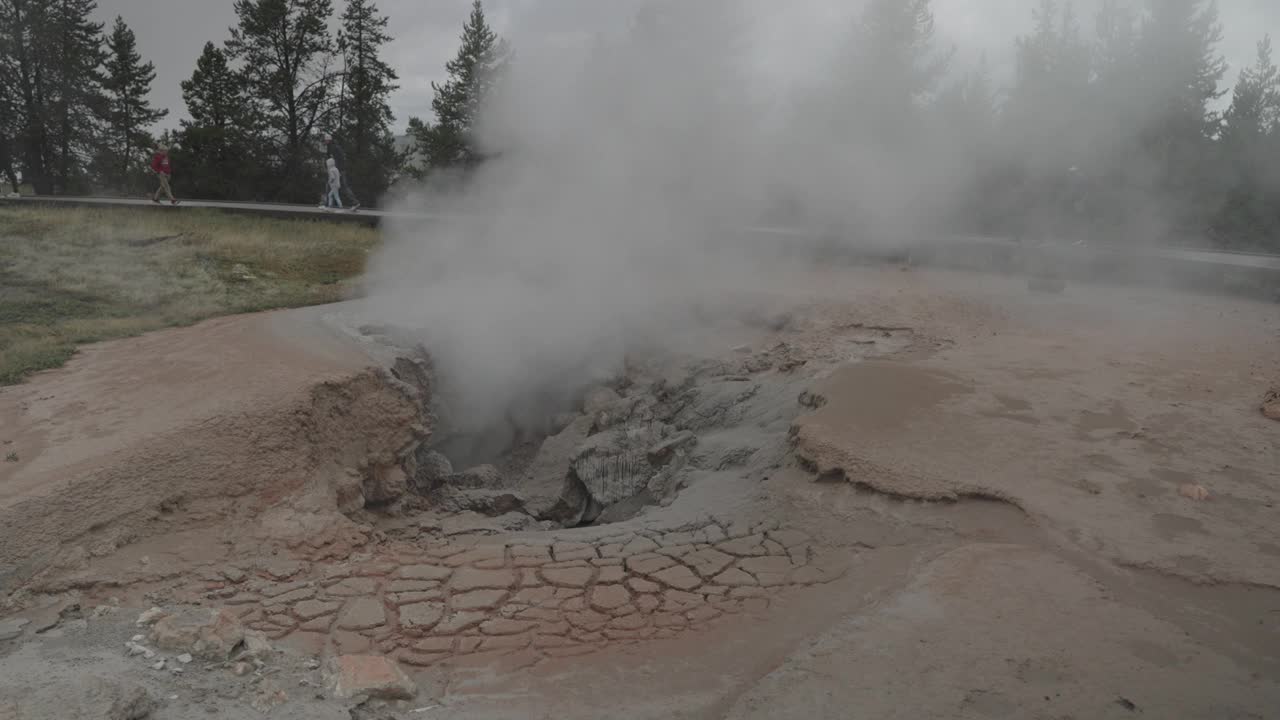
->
[0,205,377,384]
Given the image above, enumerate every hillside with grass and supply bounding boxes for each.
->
[0,206,377,384]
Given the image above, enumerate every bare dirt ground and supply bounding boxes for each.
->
[1,264,1277,719]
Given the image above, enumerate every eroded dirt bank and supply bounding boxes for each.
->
[1,266,1277,719]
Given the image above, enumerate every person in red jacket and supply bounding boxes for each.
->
[150,145,178,205]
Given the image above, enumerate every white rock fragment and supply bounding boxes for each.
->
[136,607,167,626]
[177,653,193,664]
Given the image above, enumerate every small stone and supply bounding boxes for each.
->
[151,660,166,671]
[149,608,245,661]
[232,662,253,676]
[177,653,193,664]
[242,630,274,659]
[325,654,417,700]
[1178,483,1211,501]
[136,607,167,626]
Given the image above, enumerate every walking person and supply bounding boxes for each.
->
[150,145,178,205]
[323,134,360,211]
[324,158,343,212]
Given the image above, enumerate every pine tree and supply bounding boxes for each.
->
[334,0,399,203]
[227,0,336,201]
[1005,1,1092,161]
[1132,0,1229,238]
[1136,0,1228,141]
[1212,36,1280,249]
[993,2,1097,242]
[182,42,253,132]
[0,0,49,193]
[411,0,510,173]
[846,0,952,135]
[934,58,1002,233]
[94,16,166,193]
[1221,37,1280,146]
[0,0,105,194]
[0,1,22,193]
[46,0,108,194]
[176,41,262,200]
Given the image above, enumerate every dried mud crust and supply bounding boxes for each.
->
[174,518,843,669]
[0,367,429,595]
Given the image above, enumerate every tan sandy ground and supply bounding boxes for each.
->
[0,265,1277,719]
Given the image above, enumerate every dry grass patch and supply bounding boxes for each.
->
[0,205,377,384]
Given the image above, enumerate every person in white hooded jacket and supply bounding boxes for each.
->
[323,158,343,211]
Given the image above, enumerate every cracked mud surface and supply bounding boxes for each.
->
[1,265,1278,719]
[200,519,842,670]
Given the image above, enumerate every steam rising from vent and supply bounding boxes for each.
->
[362,0,1267,438]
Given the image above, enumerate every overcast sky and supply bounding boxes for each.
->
[97,0,1280,132]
